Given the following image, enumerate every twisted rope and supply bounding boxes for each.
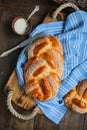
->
[53,2,79,19]
[7,91,39,120]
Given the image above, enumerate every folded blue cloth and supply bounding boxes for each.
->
[16,10,87,124]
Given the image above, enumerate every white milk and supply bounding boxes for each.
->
[14,18,28,35]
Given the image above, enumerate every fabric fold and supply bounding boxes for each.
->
[16,10,87,124]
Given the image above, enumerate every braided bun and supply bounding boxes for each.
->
[24,36,64,101]
[64,80,87,113]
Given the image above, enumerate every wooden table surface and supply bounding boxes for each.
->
[0,1,87,130]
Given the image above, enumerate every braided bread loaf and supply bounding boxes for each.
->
[64,80,87,113]
[24,36,64,101]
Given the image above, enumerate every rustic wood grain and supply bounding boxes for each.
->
[34,115,59,130]
[0,0,87,130]
[59,109,85,130]
[9,115,34,130]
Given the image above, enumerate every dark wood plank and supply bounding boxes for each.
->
[0,1,87,130]
[0,0,58,27]
[9,115,34,130]
[34,115,59,130]
[83,114,87,130]
[59,110,85,130]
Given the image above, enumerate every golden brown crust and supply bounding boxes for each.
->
[33,65,47,76]
[43,51,57,69]
[24,36,64,101]
[64,80,87,113]
[40,78,52,100]
[33,42,48,55]
[47,36,63,54]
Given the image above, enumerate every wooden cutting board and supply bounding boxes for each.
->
[4,9,69,114]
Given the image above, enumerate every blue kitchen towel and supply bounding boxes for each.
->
[16,10,87,124]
